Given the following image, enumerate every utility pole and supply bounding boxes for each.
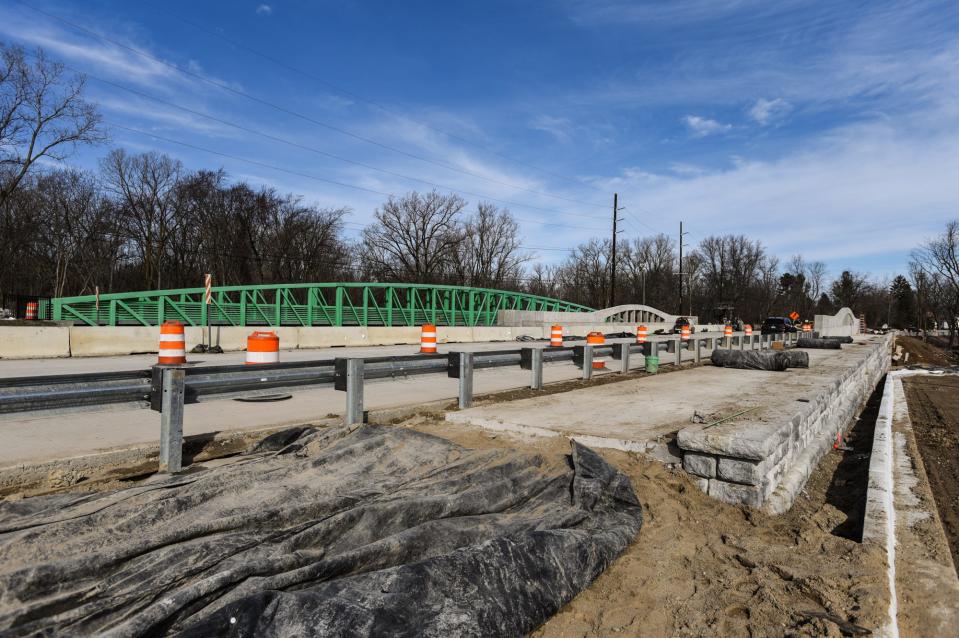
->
[610,193,624,307]
[678,221,688,315]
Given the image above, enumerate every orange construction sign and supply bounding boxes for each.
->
[789,311,800,321]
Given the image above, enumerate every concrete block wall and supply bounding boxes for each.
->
[677,334,891,513]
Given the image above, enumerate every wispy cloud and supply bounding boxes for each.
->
[256,4,273,15]
[682,115,731,137]
[748,97,791,125]
[529,115,574,142]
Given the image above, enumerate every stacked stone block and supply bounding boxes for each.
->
[677,334,891,513]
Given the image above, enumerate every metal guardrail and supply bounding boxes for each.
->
[0,331,801,471]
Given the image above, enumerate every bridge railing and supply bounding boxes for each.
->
[51,282,594,327]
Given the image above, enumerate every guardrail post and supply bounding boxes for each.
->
[335,358,365,424]
[159,367,185,474]
[694,337,702,363]
[612,342,630,373]
[738,334,745,350]
[449,352,474,408]
[582,346,593,380]
[520,347,544,390]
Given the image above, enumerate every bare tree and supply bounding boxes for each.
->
[911,220,959,343]
[100,149,182,289]
[0,44,104,207]
[361,191,465,283]
[456,203,529,289]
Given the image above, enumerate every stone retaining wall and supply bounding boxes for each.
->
[677,334,891,513]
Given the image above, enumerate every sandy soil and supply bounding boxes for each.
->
[896,336,958,367]
[903,375,959,574]
[406,383,889,638]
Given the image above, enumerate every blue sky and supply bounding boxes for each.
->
[2,0,958,281]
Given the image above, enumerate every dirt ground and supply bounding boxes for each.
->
[903,374,959,574]
[406,382,889,638]
[896,336,959,366]
[0,360,892,637]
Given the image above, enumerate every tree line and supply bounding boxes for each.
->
[1,40,954,335]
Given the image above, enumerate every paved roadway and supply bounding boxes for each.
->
[0,332,727,467]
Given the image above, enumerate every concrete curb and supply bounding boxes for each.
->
[863,370,959,638]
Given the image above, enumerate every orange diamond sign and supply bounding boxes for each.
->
[789,311,800,321]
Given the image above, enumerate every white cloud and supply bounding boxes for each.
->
[256,4,273,15]
[529,115,574,142]
[595,109,959,276]
[682,115,731,137]
[749,97,791,125]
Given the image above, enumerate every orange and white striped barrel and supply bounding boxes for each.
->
[550,325,563,347]
[802,322,812,333]
[744,324,753,336]
[24,301,38,320]
[636,325,648,344]
[680,325,691,341]
[420,324,437,354]
[246,330,280,365]
[724,325,733,338]
[586,331,606,370]
[158,321,187,365]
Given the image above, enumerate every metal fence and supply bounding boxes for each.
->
[51,282,594,327]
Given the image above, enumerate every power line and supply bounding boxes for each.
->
[149,3,612,199]
[110,124,609,232]
[64,65,611,223]
[13,0,612,212]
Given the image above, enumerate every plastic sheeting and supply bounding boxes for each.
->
[797,338,842,349]
[710,349,791,371]
[782,350,810,368]
[0,425,643,637]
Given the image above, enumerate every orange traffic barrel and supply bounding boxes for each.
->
[803,322,812,333]
[420,324,437,353]
[24,301,38,320]
[586,331,606,370]
[550,325,563,347]
[680,325,691,341]
[744,324,753,336]
[724,325,733,338]
[158,321,187,365]
[636,325,648,344]
[246,330,280,364]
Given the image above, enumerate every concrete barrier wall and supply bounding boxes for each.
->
[677,334,891,512]
[0,326,71,359]
[1,322,741,359]
[814,307,858,337]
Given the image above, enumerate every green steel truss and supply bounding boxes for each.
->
[52,283,594,327]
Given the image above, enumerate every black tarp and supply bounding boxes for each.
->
[782,350,810,368]
[710,349,791,371]
[822,335,854,344]
[0,425,643,637]
[797,338,842,349]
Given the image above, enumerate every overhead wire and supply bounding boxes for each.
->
[147,2,613,199]
[109,124,609,232]
[60,64,611,223]
[12,0,614,213]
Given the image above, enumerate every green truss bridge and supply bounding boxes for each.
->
[51,283,594,327]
